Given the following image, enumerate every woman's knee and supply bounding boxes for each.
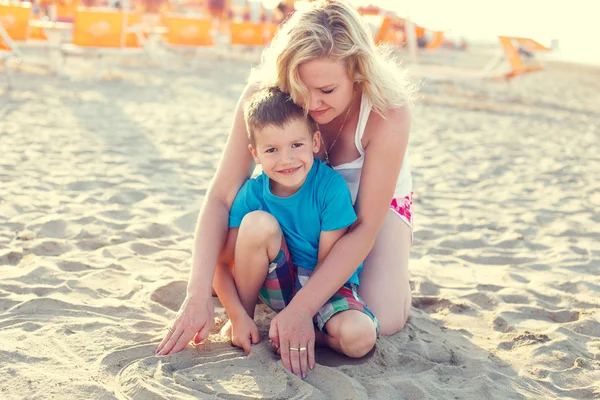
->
[327,311,377,358]
[377,289,411,335]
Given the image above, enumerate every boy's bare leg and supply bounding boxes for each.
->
[322,310,377,358]
[234,211,282,318]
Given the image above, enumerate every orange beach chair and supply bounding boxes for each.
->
[226,20,274,60]
[0,3,50,42]
[425,31,444,50]
[160,14,215,68]
[0,3,29,41]
[229,21,269,46]
[60,8,147,77]
[409,35,549,83]
[163,15,214,47]
[56,0,79,23]
[0,22,22,87]
[493,36,546,80]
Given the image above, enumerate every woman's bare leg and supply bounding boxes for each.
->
[358,209,412,335]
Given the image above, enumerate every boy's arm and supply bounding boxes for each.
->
[212,228,248,322]
[315,227,349,271]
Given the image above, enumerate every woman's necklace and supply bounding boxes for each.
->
[320,95,356,167]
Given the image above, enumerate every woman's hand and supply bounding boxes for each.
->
[156,294,214,355]
[269,304,316,379]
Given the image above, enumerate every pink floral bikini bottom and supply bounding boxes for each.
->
[390,192,413,229]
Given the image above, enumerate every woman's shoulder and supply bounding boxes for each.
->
[370,103,411,125]
[363,104,411,146]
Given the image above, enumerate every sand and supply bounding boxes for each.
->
[1,52,599,399]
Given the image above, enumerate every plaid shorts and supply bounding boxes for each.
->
[258,238,380,335]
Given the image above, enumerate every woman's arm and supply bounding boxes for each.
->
[316,227,348,264]
[156,82,259,355]
[187,83,259,299]
[289,106,411,315]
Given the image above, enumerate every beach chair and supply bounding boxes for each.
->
[60,8,147,77]
[514,37,551,53]
[409,35,548,84]
[425,31,444,51]
[0,19,10,51]
[28,18,49,41]
[227,21,271,60]
[163,14,214,47]
[0,22,22,88]
[161,14,216,68]
[373,15,408,47]
[56,0,79,23]
[373,15,392,45]
[0,3,50,44]
[0,3,29,41]
[493,36,546,79]
[0,3,56,80]
[357,5,380,16]
[230,21,273,46]
[263,22,278,43]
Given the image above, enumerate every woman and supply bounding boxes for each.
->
[157,0,415,378]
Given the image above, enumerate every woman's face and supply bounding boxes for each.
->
[297,57,355,125]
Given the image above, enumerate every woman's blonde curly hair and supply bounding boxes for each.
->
[249,0,416,116]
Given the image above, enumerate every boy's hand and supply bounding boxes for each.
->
[223,314,260,355]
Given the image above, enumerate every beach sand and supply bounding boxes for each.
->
[1,54,599,399]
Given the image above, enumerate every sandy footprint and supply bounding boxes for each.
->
[497,331,551,351]
[104,190,148,205]
[0,250,22,265]
[24,240,73,256]
[491,315,515,333]
[150,280,187,312]
[412,296,473,315]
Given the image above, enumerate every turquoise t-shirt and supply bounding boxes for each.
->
[229,158,362,285]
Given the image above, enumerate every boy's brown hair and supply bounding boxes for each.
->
[244,87,318,146]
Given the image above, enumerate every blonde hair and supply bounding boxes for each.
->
[250,0,415,116]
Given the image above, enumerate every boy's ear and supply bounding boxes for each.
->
[312,130,321,153]
[248,144,261,164]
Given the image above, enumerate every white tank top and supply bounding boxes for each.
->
[332,93,413,205]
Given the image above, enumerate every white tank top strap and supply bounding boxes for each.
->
[333,91,413,207]
[354,92,371,156]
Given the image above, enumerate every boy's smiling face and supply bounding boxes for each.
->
[249,118,321,197]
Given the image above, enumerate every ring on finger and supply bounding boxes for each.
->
[166,327,174,334]
[299,347,307,351]
[289,347,299,351]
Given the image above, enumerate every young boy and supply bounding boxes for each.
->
[213,87,379,361]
